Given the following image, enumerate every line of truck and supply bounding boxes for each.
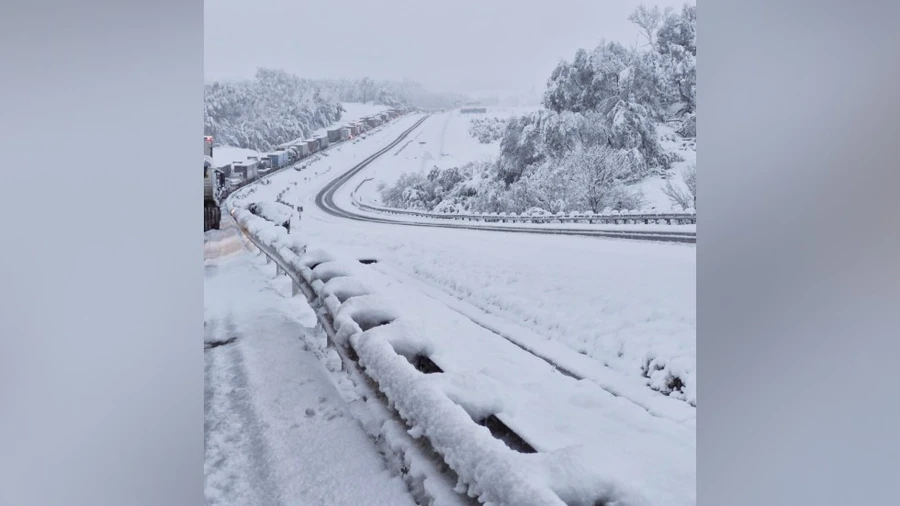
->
[223,108,408,187]
[203,107,411,231]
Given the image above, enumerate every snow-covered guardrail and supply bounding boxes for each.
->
[229,206,647,506]
[351,199,697,226]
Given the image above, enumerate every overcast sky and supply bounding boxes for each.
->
[205,0,689,96]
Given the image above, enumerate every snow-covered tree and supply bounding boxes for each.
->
[204,68,343,151]
[564,145,635,213]
[656,4,696,114]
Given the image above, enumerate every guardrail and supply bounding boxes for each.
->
[350,199,697,225]
[229,207,623,506]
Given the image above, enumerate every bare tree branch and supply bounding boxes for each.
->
[628,5,663,46]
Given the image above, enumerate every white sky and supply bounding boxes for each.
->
[204,0,689,96]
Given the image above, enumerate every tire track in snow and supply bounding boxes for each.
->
[363,261,696,426]
[204,316,284,506]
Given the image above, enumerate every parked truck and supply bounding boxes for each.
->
[203,136,225,231]
[232,159,259,181]
[267,150,289,169]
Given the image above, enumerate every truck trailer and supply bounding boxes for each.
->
[232,159,259,181]
[203,136,224,231]
[267,150,289,168]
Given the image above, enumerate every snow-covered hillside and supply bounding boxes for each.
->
[356,108,696,213]
[354,109,534,203]
[205,69,467,152]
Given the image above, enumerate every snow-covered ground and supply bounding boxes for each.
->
[309,215,697,406]
[353,108,536,201]
[204,219,417,506]
[216,113,696,504]
[232,112,697,406]
[228,205,695,505]
[635,123,697,212]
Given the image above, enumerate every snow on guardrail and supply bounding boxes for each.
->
[230,207,652,506]
[351,199,697,226]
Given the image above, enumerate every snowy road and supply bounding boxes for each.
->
[234,113,697,407]
[221,113,696,504]
[204,222,417,506]
[313,115,696,244]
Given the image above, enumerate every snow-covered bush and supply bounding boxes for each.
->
[677,112,696,137]
[468,117,508,144]
[246,200,295,227]
[662,163,696,210]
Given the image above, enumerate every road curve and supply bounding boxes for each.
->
[315,115,697,244]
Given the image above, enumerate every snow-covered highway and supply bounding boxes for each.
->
[313,115,696,244]
[211,109,697,505]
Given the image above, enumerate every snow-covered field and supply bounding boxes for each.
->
[204,219,417,506]
[354,108,537,202]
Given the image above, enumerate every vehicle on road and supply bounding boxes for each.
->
[203,136,225,231]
